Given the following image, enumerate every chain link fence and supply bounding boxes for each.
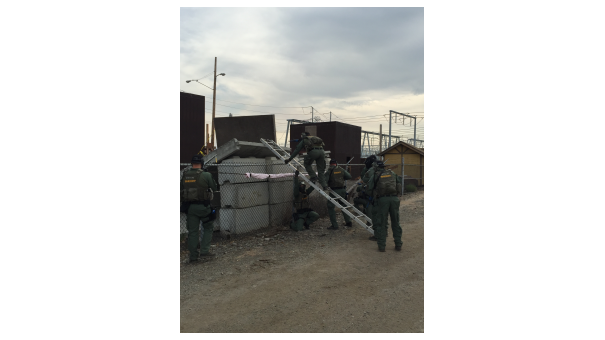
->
[180,161,331,240]
[345,163,424,191]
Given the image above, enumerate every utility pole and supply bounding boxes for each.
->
[206,124,209,147]
[330,111,331,122]
[389,110,418,147]
[209,57,218,151]
[389,111,392,147]
[379,124,383,153]
[312,106,314,122]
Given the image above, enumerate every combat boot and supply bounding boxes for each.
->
[395,245,402,251]
[379,248,385,252]
[327,225,339,230]
[304,222,310,229]
[368,236,377,241]
[344,222,352,227]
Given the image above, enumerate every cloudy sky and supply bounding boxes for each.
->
[180,7,424,148]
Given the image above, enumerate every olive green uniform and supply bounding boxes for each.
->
[362,162,378,184]
[290,175,320,231]
[367,168,402,250]
[354,184,375,227]
[288,135,327,188]
[325,165,352,228]
[181,168,217,261]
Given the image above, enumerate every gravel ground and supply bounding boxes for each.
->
[180,190,424,333]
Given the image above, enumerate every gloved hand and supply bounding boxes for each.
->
[295,170,300,177]
[285,159,291,164]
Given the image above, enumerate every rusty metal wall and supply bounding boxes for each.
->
[214,115,276,147]
[289,122,362,178]
[180,91,205,163]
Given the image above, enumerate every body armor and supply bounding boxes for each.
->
[181,169,212,202]
[374,169,398,197]
[327,166,345,188]
[303,135,324,151]
[294,192,310,210]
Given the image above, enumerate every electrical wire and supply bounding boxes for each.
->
[215,99,311,109]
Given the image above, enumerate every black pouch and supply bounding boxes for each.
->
[297,208,313,214]
[180,202,191,213]
[208,208,217,221]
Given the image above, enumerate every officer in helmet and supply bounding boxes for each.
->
[367,160,403,252]
[325,159,353,230]
[361,155,377,180]
[285,131,328,190]
[181,154,218,263]
[291,170,320,231]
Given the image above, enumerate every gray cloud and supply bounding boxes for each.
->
[181,7,424,140]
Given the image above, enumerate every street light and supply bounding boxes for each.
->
[185,57,226,151]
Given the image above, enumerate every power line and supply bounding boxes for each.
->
[205,101,308,115]
[216,99,311,109]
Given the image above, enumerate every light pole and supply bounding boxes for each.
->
[186,57,225,151]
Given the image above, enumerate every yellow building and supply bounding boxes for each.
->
[378,142,424,186]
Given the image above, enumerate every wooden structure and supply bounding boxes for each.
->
[378,141,424,186]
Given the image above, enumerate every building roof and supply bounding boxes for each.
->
[377,141,424,157]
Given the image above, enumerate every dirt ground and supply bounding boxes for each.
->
[180,190,424,333]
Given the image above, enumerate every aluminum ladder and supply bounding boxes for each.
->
[260,138,374,234]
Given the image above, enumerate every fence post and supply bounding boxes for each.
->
[401,155,404,195]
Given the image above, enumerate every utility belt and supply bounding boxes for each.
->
[330,186,346,190]
[377,194,398,198]
[190,200,211,206]
[308,147,323,150]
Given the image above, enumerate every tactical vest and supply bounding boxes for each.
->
[374,169,397,197]
[181,169,212,202]
[328,166,345,188]
[294,192,310,210]
[303,135,324,151]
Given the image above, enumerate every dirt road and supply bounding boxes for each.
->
[180,190,424,333]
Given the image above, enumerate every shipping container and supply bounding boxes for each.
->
[180,91,205,163]
[214,114,276,147]
[289,121,362,178]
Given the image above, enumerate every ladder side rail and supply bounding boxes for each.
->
[261,139,374,234]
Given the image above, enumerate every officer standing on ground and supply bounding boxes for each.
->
[354,182,382,240]
[362,156,379,184]
[325,159,353,230]
[181,154,218,263]
[360,155,384,240]
[367,161,403,252]
[361,155,377,180]
[291,170,320,231]
[285,131,328,190]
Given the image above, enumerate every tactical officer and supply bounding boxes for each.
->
[285,131,328,190]
[361,156,377,183]
[325,159,353,230]
[354,182,381,240]
[291,170,320,231]
[367,161,403,252]
[181,154,218,263]
[361,155,377,180]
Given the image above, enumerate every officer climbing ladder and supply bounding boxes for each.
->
[260,138,375,234]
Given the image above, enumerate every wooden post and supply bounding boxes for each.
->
[401,154,405,195]
[206,124,209,146]
[209,57,218,150]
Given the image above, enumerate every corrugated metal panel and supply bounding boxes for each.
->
[180,92,205,163]
[289,121,362,178]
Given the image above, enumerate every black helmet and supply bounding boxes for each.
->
[191,154,204,164]
[376,160,385,167]
[365,155,377,165]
